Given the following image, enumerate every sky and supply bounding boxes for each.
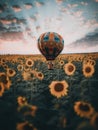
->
[0,0,98,54]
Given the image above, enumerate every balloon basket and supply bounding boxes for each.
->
[47,61,54,70]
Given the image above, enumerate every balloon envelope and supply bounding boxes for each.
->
[37,32,64,60]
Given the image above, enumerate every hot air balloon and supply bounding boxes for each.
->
[37,32,64,69]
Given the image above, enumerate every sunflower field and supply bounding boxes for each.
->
[0,53,98,130]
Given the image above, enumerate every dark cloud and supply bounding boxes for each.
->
[0,18,12,25]
[0,31,24,41]
[0,16,27,32]
[0,16,26,25]
[66,32,98,49]
[24,3,33,9]
[12,5,22,12]
[35,1,44,7]
[0,4,4,12]
[17,18,27,24]
[0,3,8,12]
[0,24,7,31]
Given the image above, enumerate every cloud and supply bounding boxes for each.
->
[0,24,8,32]
[81,2,88,5]
[17,18,27,24]
[0,31,39,54]
[77,32,98,44]
[0,30,36,43]
[0,18,12,25]
[67,4,78,9]
[60,4,78,14]
[36,25,41,32]
[12,5,22,12]
[30,13,40,23]
[63,32,98,53]
[35,1,44,7]
[11,18,17,23]
[84,19,98,29]
[60,7,68,13]
[24,3,33,9]
[72,11,83,17]
[30,16,37,22]
[0,3,8,12]
[63,44,98,53]
[0,32,24,41]
[0,4,4,12]
[0,41,40,54]
[55,0,63,4]
[0,16,18,25]
[0,17,27,27]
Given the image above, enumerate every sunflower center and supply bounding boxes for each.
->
[85,67,91,73]
[19,66,22,70]
[30,73,34,78]
[60,61,64,65]
[79,104,90,111]
[0,74,8,84]
[25,66,29,69]
[54,83,64,92]
[38,73,42,77]
[2,59,5,63]
[9,69,13,74]
[21,98,26,104]
[68,65,74,72]
[28,61,32,65]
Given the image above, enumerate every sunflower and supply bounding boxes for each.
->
[18,59,24,64]
[3,64,8,69]
[6,68,16,77]
[23,105,38,117]
[0,72,11,89]
[22,71,33,81]
[16,121,37,130]
[23,65,31,72]
[26,59,34,67]
[74,101,95,118]
[49,80,68,98]
[0,72,8,83]
[30,70,37,77]
[17,64,24,71]
[4,79,11,90]
[36,72,44,80]
[82,64,95,78]
[1,58,6,64]
[0,83,5,96]
[90,113,98,129]
[76,56,83,62]
[64,62,76,76]
[59,60,65,66]
[17,96,28,106]
[83,59,96,66]
[68,56,74,62]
